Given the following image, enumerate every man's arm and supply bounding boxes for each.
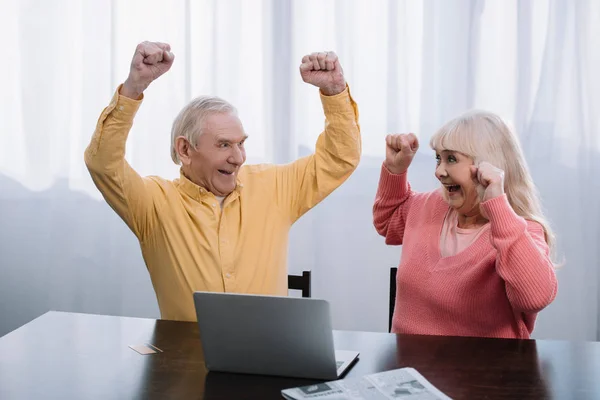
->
[84,41,175,240]
[275,51,361,222]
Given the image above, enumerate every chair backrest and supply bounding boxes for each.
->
[389,267,398,332]
[288,270,311,298]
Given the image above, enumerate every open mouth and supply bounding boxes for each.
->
[444,184,461,193]
[218,170,234,176]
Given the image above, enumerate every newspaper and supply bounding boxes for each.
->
[281,367,452,400]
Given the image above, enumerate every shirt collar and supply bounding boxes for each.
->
[176,169,244,200]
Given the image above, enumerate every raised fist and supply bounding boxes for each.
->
[121,41,174,99]
[299,51,346,96]
[384,133,419,175]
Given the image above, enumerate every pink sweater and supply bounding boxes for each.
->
[374,165,558,339]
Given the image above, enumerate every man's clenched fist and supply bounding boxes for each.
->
[299,51,346,96]
[121,41,174,99]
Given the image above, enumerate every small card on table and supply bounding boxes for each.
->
[129,343,163,355]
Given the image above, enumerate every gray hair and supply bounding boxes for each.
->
[170,96,238,164]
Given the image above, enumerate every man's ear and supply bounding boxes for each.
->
[175,136,193,166]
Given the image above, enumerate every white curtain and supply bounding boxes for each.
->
[1,0,598,340]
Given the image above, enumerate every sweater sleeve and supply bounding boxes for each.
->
[373,164,415,245]
[481,194,558,313]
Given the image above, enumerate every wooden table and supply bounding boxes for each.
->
[0,311,598,399]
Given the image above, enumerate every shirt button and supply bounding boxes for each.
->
[118,105,124,111]
[212,203,216,207]
[225,273,231,278]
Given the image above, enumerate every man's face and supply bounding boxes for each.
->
[183,113,247,197]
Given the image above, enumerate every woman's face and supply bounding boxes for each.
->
[434,149,481,216]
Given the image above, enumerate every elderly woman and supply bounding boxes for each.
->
[374,110,558,339]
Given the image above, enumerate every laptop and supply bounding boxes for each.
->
[193,291,360,380]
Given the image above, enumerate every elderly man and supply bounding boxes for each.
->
[84,41,361,321]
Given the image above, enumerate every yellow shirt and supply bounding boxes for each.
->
[84,85,361,321]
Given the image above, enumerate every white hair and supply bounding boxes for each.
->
[170,96,238,164]
[429,109,558,264]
